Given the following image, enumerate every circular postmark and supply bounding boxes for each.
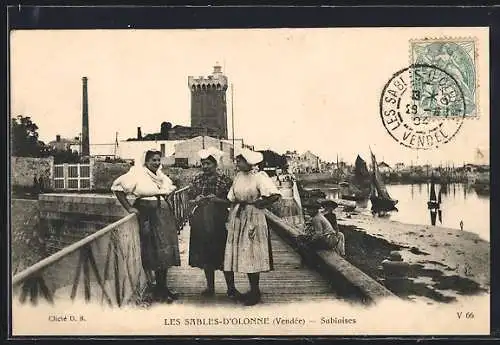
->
[380,64,465,150]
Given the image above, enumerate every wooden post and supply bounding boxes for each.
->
[63,163,68,190]
[89,157,95,191]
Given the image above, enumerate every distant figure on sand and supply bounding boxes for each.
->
[299,200,346,257]
[460,220,464,231]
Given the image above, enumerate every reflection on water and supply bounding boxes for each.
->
[321,183,489,241]
[430,209,437,226]
[388,183,489,241]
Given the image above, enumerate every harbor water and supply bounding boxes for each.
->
[318,183,490,241]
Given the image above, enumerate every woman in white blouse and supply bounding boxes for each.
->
[111,150,180,303]
[224,149,281,306]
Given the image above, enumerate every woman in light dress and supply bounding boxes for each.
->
[111,150,180,303]
[224,149,281,306]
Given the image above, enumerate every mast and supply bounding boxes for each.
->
[370,148,392,200]
[429,175,437,202]
[114,132,118,157]
[336,154,339,176]
[231,83,235,159]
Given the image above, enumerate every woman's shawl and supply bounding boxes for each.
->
[111,166,176,197]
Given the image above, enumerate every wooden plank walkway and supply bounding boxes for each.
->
[167,225,342,306]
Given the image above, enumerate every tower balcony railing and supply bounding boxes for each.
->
[12,186,192,307]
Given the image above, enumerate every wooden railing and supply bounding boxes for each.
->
[12,214,146,307]
[168,185,191,232]
[12,186,193,307]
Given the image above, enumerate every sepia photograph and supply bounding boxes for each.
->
[9,20,490,336]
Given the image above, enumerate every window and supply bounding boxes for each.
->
[175,158,189,168]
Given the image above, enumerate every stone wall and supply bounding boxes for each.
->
[39,193,131,254]
[89,163,201,191]
[92,161,132,192]
[162,167,200,188]
[11,159,230,193]
[11,199,46,274]
[11,156,54,189]
[162,166,235,187]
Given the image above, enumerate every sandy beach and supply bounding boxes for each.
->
[336,209,490,304]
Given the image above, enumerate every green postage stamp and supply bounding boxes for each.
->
[410,38,478,119]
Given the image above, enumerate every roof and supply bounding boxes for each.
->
[48,138,79,145]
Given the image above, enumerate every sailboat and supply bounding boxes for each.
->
[340,155,372,202]
[427,175,440,209]
[369,149,398,213]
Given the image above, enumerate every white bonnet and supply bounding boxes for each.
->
[198,146,224,163]
[237,148,263,166]
[140,148,162,166]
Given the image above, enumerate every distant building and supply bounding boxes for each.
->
[394,162,405,172]
[128,123,222,142]
[422,164,432,173]
[165,136,235,168]
[188,64,229,139]
[89,144,118,160]
[377,161,391,174]
[284,150,300,173]
[126,63,230,144]
[118,139,183,165]
[285,150,321,173]
[48,135,80,152]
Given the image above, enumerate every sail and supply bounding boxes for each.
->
[429,179,437,202]
[351,155,372,197]
[370,150,392,200]
[354,155,370,179]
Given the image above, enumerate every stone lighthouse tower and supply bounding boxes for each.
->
[188,63,228,139]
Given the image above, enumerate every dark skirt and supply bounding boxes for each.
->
[188,201,229,270]
[134,198,181,271]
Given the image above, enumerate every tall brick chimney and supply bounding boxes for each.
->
[81,76,90,157]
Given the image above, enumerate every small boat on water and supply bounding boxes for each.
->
[369,149,398,214]
[427,176,441,209]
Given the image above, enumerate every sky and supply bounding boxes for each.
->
[10,28,489,166]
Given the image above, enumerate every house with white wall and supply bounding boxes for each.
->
[117,139,183,165]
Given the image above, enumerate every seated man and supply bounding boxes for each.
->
[298,200,345,257]
[321,200,340,232]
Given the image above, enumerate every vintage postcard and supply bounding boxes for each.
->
[10,26,490,336]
